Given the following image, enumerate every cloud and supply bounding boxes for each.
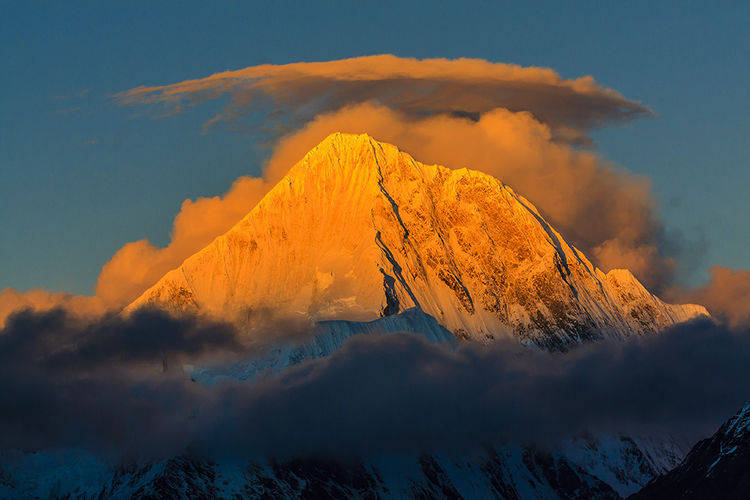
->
[214,319,750,457]
[670,266,750,328]
[0,308,245,455]
[116,54,651,141]
[1,308,241,373]
[1,308,748,459]
[0,288,104,328]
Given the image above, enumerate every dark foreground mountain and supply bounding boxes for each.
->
[632,403,750,499]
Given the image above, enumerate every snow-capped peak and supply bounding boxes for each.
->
[127,133,707,348]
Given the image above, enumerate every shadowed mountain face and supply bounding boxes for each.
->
[1,439,682,499]
[632,404,750,499]
[128,133,705,349]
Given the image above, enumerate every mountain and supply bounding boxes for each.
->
[632,403,750,499]
[127,133,705,349]
[0,133,709,499]
[562,434,688,497]
[0,437,685,499]
[187,307,456,384]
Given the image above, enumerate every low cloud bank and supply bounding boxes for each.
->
[671,266,750,329]
[1,308,747,460]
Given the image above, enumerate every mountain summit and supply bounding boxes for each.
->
[128,133,706,348]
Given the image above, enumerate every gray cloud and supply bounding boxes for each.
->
[208,318,750,457]
[0,308,747,460]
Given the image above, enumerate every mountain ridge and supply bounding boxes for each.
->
[127,133,706,348]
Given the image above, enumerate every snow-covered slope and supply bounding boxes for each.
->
[128,133,705,349]
[187,307,456,384]
[562,434,688,497]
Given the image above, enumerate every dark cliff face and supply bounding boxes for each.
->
[632,404,750,499]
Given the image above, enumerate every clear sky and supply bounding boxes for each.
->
[1,1,748,295]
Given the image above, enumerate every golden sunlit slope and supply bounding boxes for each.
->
[127,133,706,348]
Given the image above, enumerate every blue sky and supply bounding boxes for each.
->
[1,1,748,294]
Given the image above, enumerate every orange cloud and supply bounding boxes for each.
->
[673,266,750,328]
[117,55,651,139]
[0,177,271,325]
[0,288,104,327]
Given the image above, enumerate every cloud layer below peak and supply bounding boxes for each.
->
[0,307,748,459]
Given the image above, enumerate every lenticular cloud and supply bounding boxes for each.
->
[116,54,651,140]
